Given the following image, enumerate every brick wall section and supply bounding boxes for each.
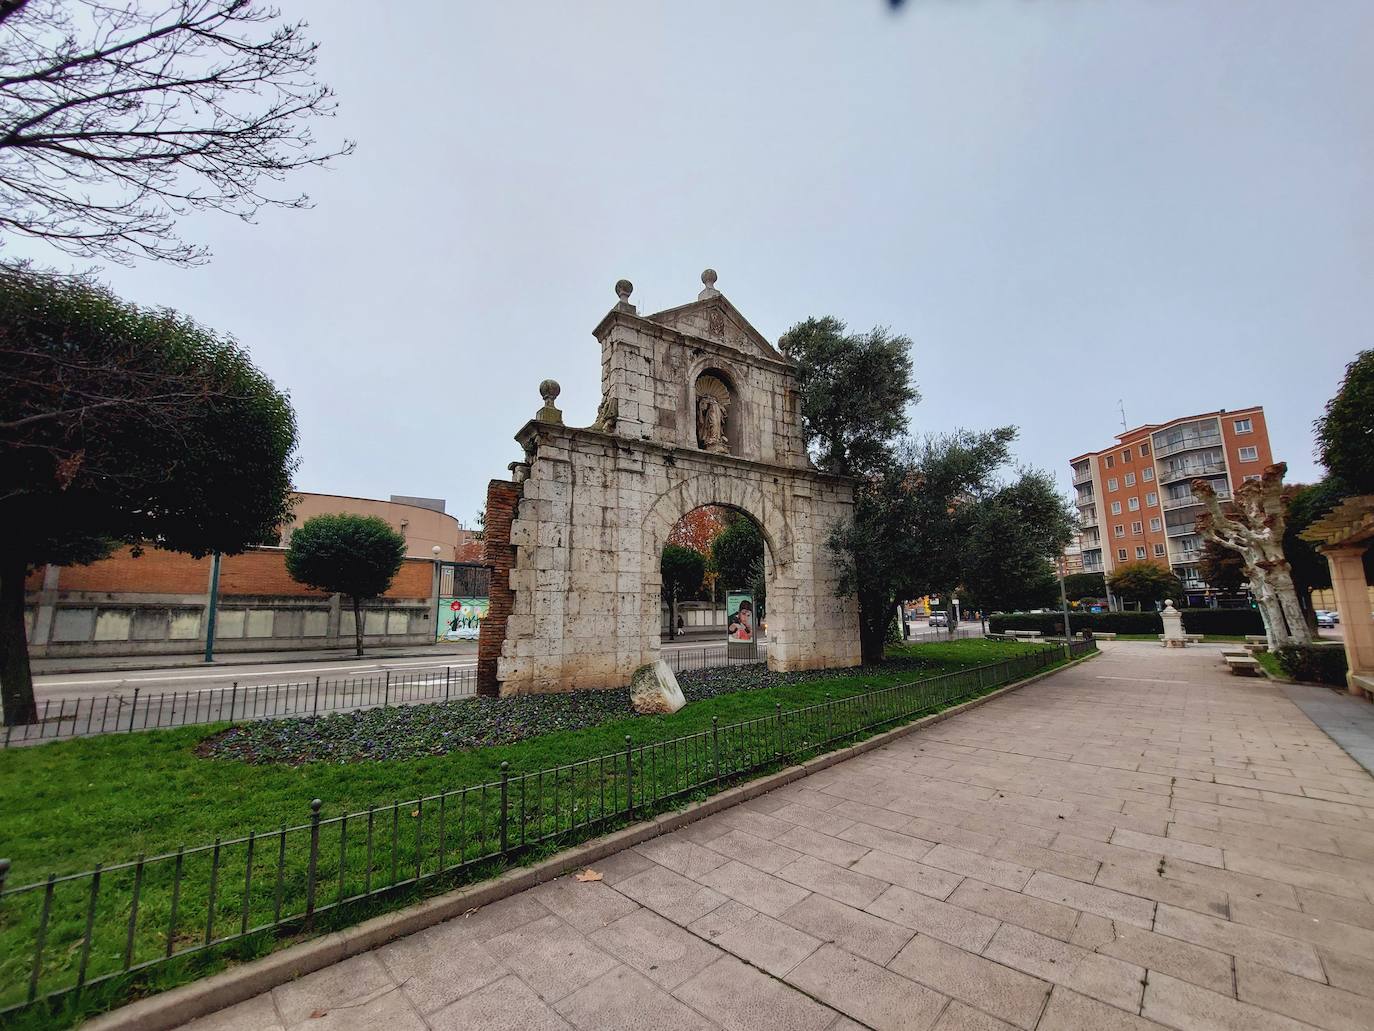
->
[38,546,433,599]
[477,479,521,697]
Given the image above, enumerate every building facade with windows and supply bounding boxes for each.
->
[1069,406,1274,600]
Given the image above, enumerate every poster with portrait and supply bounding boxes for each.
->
[725,592,755,643]
[438,597,488,641]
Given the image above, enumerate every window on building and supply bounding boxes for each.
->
[1150,517,1162,532]
[1114,524,1125,537]
[1135,546,1146,560]
[1105,455,1115,468]
[1132,521,1143,534]
[1110,501,1122,515]
[1107,477,1118,491]
[1142,467,1153,481]
[1234,418,1253,434]
[1239,446,1258,462]
[1140,443,1150,457]
[1244,473,1261,482]
[1117,548,1128,562]
[1124,472,1136,487]
[1146,491,1158,506]
[1122,449,1133,463]
[1154,543,1166,557]
[1128,496,1140,511]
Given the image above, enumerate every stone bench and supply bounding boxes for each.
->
[1005,630,1044,639]
[1092,632,1117,640]
[1225,654,1262,676]
[1245,635,1268,646]
[1158,634,1203,644]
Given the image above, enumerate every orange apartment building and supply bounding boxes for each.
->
[1070,406,1275,601]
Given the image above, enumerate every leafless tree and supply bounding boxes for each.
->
[0,0,353,265]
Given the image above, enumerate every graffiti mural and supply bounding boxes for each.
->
[438,597,488,641]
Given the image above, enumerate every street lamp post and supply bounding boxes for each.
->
[1057,562,1073,659]
[204,551,222,663]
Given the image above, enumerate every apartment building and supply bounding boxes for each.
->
[1069,406,1274,600]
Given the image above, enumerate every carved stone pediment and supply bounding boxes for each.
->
[646,296,783,362]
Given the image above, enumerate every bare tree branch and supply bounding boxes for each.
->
[0,0,353,264]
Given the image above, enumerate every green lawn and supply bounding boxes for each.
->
[0,638,1075,1024]
[1254,651,1286,679]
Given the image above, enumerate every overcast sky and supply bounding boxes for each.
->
[10,0,1372,526]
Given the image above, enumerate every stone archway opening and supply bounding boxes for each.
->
[657,504,770,651]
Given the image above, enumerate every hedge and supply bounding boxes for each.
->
[1274,645,1348,686]
[987,608,1265,637]
[989,611,1159,635]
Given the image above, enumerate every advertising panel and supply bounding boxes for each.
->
[725,592,755,642]
[438,597,488,641]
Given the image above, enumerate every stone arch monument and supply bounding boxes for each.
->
[477,271,862,695]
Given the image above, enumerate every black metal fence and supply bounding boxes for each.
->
[2,665,479,747]
[2,642,793,747]
[0,639,1093,1015]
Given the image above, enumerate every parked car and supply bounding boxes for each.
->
[1316,610,1338,629]
[928,612,949,628]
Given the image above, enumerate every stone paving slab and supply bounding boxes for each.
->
[180,643,1374,1031]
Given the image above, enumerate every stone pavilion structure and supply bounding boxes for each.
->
[477,271,862,695]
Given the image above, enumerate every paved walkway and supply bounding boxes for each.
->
[1282,683,1374,776]
[181,643,1374,1031]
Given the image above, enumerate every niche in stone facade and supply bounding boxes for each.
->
[694,369,737,456]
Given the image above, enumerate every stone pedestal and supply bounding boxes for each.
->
[1161,600,1186,648]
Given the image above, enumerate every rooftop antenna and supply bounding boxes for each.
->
[1118,399,1128,433]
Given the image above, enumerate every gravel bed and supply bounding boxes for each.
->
[196,657,947,766]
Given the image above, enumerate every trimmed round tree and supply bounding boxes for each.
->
[285,515,407,656]
[0,267,297,725]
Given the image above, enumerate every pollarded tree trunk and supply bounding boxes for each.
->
[0,554,39,725]
[1193,465,1312,649]
[351,596,364,657]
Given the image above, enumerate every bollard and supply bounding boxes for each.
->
[304,799,322,926]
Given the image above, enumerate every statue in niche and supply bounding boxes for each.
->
[695,374,732,454]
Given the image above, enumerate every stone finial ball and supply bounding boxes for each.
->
[701,268,718,288]
[615,279,633,301]
[539,379,561,405]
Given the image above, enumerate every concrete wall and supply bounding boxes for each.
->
[24,546,440,658]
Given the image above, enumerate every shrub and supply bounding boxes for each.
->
[988,608,1265,637]
[1274,645,1348,686]
[989,611,1161,635]
[1178,608,1265,636]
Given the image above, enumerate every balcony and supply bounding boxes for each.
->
[1153,431,1223,460]
[1082,561,1105,574]
[1166,522,1200,538]
[1072,467,1093,487]
[1162,488,1230,511]
[1159,459,1226,484]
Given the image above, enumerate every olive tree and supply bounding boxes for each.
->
[285,515,407,657]
[0,266,297,723]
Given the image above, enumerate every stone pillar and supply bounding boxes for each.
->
[1160,599,1186,648]
[477,479,521,697]
[1323,545,1374,698]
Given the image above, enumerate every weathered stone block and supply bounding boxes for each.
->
[630,660,685,715]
